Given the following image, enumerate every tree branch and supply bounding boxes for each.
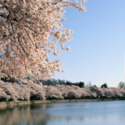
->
[23,24,37,34]
[24,28,36,48]
[17,34,28,56]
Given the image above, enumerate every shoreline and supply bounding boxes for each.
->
[0,98,125,110]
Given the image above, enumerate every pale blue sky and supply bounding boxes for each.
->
[52,0,125,87]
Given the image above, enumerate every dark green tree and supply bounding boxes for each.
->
[78,82,85,88]
[66,81,72,86]
[1,75,18,83]
[101,83,108,88]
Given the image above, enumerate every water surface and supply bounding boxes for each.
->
[0,100,125,125]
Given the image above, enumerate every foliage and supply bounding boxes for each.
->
[0,80,125,101]
[66,81,72,86]
[45,86,63,99]
[0,80,45,101]
[86,81,92,87]
[118,82,125,90]
[0,0,86,81]
[74,81,85,88]
[1,75,18,83]
[78,82,85,88]
[38,78,85,88]
[101,83,108,88]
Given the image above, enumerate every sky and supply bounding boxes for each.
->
[51,0,125,87]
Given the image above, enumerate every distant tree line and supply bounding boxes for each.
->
[0,76,85,88]
[0,75,108,89]
[1,75,125,90]
[39,79,85,88]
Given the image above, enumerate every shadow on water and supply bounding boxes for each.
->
[0,100,125,125]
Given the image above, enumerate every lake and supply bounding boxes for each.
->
[0,100,125,125]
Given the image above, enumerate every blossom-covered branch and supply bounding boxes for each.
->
[0,0,86,81]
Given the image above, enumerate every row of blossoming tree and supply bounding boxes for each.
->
[0,0,86,82]
[0,80,125,102]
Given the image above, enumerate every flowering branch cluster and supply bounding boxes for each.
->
[0,0,86,81]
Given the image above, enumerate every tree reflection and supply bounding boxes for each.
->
[0,105,47,125]
[0,103,85,125]
[0,101,125,125]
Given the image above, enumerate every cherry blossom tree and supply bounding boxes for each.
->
[0,0,86,82]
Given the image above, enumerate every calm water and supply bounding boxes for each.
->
[0,100,125,125]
